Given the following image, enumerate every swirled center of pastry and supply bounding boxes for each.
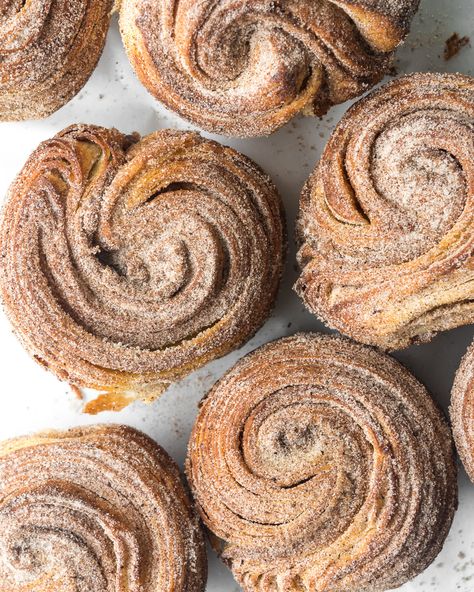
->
[238,386,371,541]
[0,427,207,591]
[372,112,466,246]
[96,194,224,305]
[26,135,268,352]
[0,483,141,591]
[254,406,327,483]
[171,1,317,105]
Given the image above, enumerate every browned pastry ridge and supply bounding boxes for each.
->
[0,0,112,121]
[0,424,207,591]
[296,73,474,350]
[0,125,285,413]
[119,0,420,137]
[451,339,474,483]
[187,333,457,592]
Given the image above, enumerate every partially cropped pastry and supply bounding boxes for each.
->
[451,340,474,483]
[296,73,474,350]
[0,125,284,413]
[0,424,207,591]
[0,0,112,120]
[119,0,420,137]
[187,333,457,592]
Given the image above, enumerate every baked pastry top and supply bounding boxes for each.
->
[119,0,420,136]
[187,333,457,592]
[0,125,285,412]
[0,424,207,591]
[0,0,112,120]
[296,73,474,350]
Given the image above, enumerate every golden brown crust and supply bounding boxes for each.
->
[296,73,474,350]
[0,424,207,591]
[119,0,419,137]
[0,0,112,121]
[451,340,474,483]
[187,333,457,592]
[0,125,285,412]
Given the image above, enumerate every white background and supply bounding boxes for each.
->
[0,1,473,590]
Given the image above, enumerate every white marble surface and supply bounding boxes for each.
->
[0,1,473,590]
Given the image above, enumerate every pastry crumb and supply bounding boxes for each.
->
[444,33,470,60]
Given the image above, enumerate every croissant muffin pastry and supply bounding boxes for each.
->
[187,333,457,592]
[119,0,420,137]
[0,0,112,120]
[296,73,474,350]
[0,125,284,413]
[0,424,207,591]
[451,339,474,483]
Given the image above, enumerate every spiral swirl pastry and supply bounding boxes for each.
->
[0,0,112,120]
[296,73,474,350]
[451,339,474,483]
[0,125,284,413]
[187,333,457,592]
[0,424,207,591]
[119,0,419,137]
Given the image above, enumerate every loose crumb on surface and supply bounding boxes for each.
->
[70,384,84,401]
[444,33,470,60]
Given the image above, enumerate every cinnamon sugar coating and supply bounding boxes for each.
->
[451,340,474,482]
[296,73,474,350]
[0,125,285,412]
[119,0,419,137]
[187,333,457,592]
[0,424,207,591]
[0,0,112,120]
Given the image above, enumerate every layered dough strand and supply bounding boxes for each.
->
[0,424,207,591]
[296,73,474,350]
[120,0,420,136]
[0,125,285,412]
[187,333,457,592]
